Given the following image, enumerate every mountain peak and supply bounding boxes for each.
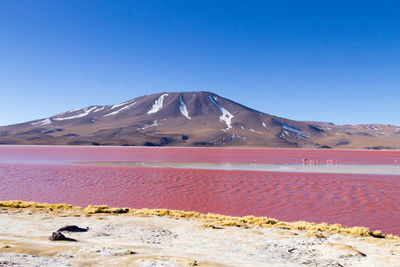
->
[0,91,399,149]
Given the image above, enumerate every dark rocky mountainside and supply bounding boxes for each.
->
[1,91,400,149]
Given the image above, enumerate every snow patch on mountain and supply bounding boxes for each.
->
[32,118,52,126]
[279,130,291,138]
[138,120,160,130]
[147,94,168,114]
[365,125,381,131]
[281,122,310,139]
[57,109,78,117]
[179,95,191,120]
[104,102,136,117]
[319,125,332,130]
[111,99,135,110]
[209,96,234,130]
[65,109,79,114]
[249,129,263,134]
[262,122,269,129]
[53,107,97,121]
[93,107,105,113]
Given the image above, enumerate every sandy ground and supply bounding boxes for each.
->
[76,161,400,175]
[0,208,399,267]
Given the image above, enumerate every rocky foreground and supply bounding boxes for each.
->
[0,202,399,267]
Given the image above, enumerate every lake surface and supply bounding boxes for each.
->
[0,145,399,236]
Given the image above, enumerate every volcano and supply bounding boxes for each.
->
[1,91,400,149]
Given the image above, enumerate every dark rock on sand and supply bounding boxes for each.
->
[49,232,77,242]
[57,225,89,232]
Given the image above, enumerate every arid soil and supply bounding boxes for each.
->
[0,204,399,267]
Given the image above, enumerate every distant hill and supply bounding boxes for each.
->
[1,91,400,149]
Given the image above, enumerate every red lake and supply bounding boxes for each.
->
[0,146,399,236]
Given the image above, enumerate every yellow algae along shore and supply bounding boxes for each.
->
[1,200,398,239]
[1,200,400,266]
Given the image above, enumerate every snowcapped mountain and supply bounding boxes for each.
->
[1,91,400,149]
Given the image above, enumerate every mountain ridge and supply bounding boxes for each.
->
[1,91,400,149]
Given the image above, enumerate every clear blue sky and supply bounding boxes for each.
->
[1,0,399,126]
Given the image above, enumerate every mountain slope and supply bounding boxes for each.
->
[1,91,400,149]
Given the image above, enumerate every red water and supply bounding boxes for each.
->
[0,146,399,236]
[1,145,399,165]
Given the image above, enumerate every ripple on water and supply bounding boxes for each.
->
[0,160,399,236]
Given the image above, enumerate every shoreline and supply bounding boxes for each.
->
[74,161,400,175]
[1,201,399,240]
[1,144,400,152]
[0,201,399,266]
